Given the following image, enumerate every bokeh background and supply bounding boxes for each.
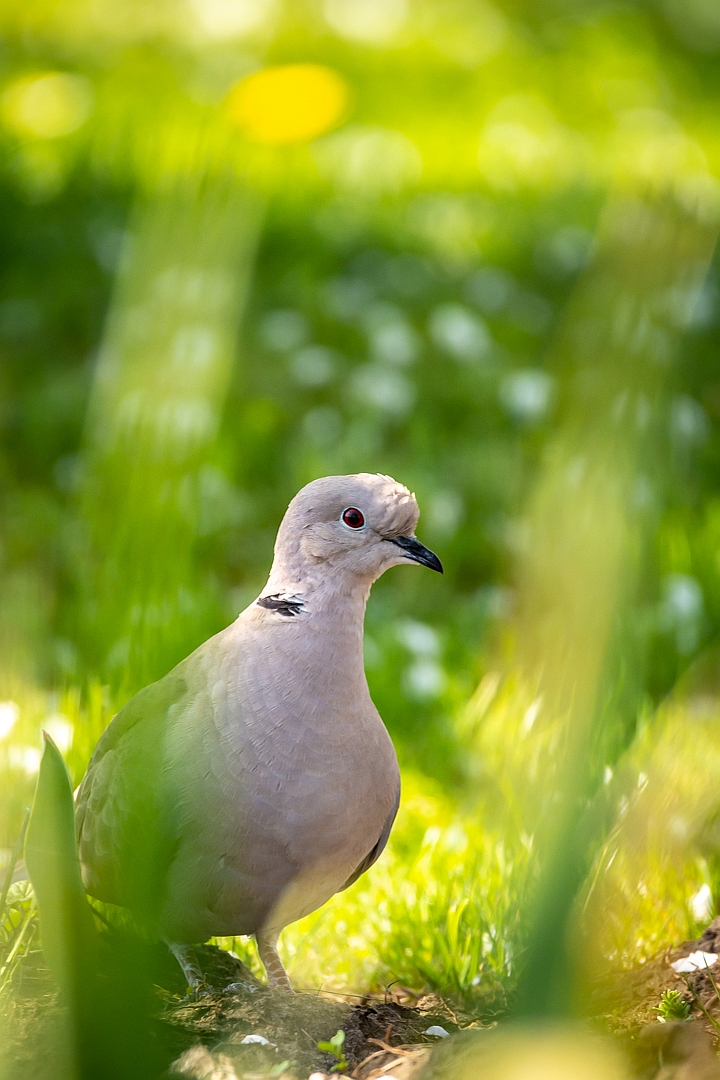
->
[3,0,720,1011]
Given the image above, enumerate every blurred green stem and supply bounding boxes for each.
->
[0,807,29,917]
[511,193,720,1017]
[0,901,36,994]
[78,175,262,691]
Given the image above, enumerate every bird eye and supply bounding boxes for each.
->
[342,507,365,529]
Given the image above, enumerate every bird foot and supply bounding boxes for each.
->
[169,942,213,997]
[223,980,260,996]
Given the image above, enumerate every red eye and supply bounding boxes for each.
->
[342,507,365,529]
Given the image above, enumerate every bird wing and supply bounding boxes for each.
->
[75,668,189,924]
[340,782,400,892]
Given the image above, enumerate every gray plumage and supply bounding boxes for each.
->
[75,473,442,988]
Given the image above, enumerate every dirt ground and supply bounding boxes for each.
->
[7,927,720,1080]
[130,925,720,1079]
[0,940,483,1080]
[592,918,720,1080]
[157,944,477,1080]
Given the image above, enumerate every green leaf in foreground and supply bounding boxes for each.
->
[24,732,156,1080]
[24,733,99,996]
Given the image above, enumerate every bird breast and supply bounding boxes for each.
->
[175,608,399,885]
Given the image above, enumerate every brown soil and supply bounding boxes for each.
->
[158,944,473,1079]
[592,919,720,1079]
[9,926,720,1080]
[598,918,720,1037]
[0,940,479,1080]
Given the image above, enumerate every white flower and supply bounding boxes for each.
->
[7,745,41,775]
[691,884,713,922]
[0,701,19,740]
[424,1025,450,1038]
[671,950,718,973]
[240,1034,271,1046]
[404,659,446,700]
[429,304,491,363]
[499,369,555,423]
[44,714,74,753]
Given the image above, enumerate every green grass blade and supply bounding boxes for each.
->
[24,734,97,990]
[0,808,30,921]
[23,732,158,1080]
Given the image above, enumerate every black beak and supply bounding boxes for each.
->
[386,535,443,574]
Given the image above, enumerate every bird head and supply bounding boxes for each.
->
[272,473,443,586]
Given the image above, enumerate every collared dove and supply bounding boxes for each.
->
[75,473,442,990]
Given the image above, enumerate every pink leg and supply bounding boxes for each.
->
[256,934,292,990]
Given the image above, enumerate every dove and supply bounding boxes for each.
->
[75,473,442,989]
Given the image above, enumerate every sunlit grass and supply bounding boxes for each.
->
[3,675,718,1012]
[582,693,720,973]
[218,771,529,1000]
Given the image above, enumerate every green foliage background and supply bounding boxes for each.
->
[2,0,720,1005]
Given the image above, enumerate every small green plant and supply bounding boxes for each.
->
[317,1030,348,1073]
[654,989,691,1022]
[0,882,37,998]
[680,958,720,1039]
[0,811,35,999]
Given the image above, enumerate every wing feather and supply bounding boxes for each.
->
[75,671,188,924]
[340,783,400,892]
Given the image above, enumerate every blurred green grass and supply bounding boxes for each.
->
[2,673,718,1009]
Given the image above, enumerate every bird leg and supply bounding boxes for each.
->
[256,934,292,990]
[168,942,207,994]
